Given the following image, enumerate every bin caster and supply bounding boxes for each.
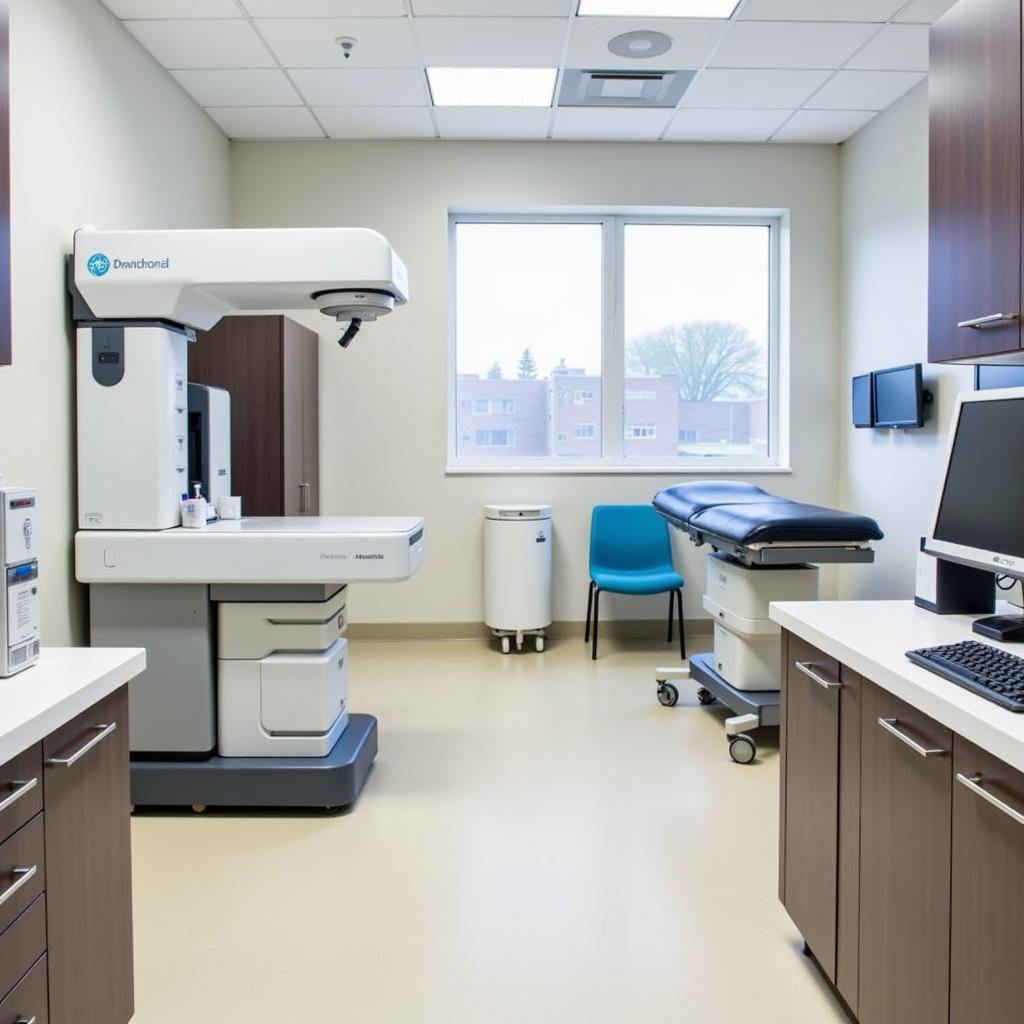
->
[657,682,679,707]
[500,636,511,655]
[535,636,545,652]
[697,686,716,706]
[728,734,757,765]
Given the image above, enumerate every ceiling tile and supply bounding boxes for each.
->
[710,21,878,69]
[435,106,552,138]
[242,1,406,14]
[290,68,429,106]
[551,106,674,140]
[256,18,419,68]
[123,19,276,68]
[680,68,829,108]
[566,17,729,70]
[206,106,326,139]
[415,17,567,66]
[412,0,572,12]
[806,70,924,110]
[772,108,875,142]
[664,107,793,141]
[893,0,957,23]
[171,69,303,107]
[102,0,241,16]
[844,24,929,71]
[738,0,904,21]
[315,106,437,138]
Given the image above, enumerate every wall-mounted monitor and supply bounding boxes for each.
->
[975,364,1024,391]
[873,363,925,428]
[852,374,874,428]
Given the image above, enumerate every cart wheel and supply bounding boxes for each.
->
[697,686,716,706]
[535,636,545,652]
[516,636,523,651]
[657,682,679,707]
[728,734,757,765]
[500,636,511,655]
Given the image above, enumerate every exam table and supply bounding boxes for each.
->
[651,482,883,763]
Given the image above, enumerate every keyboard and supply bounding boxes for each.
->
[906,640,1024,712]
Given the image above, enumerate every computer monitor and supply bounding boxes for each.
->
[975,364,1024,391]
[852,374,873,428]
[928,387,1024,580]
[873,363,924,428]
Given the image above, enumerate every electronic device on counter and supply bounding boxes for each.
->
[852,373,874,428]
[915,537,995,615]
[0,486,39,676]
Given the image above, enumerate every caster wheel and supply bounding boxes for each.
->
[697,687,716,706]
[500,636,511,655]
[728,734,757,765]
[535,636,545,652]
[657,682,679,707]
[192,804,207,814]
[802,941,813,959]
[516,638,523,652]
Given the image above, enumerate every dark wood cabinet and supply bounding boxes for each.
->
[929,0,1023,362]
[857,684,952,1024]
[190,314,319,516]
[43,687,133,1024]
[950,736,1024,1024]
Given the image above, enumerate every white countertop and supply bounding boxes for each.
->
[770,600,1024,773]
[0,647,146,765]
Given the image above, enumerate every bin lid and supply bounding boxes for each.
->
[484,504,552,521]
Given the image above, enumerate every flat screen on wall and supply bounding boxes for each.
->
[852,374,873,428]
[873,363,924,428]
[975,365,1024,391]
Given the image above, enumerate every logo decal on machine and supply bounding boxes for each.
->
[87,253,111,277]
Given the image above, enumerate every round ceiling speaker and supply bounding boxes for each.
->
[607,30,673,59]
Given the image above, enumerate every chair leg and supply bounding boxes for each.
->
[585,581,595,643]
[676,589,686,660]
[666,590,674,643]
[591,588,600,660]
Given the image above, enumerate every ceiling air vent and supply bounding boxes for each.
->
[558,69,695,108]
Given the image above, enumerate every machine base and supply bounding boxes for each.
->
[130,713,378,810]
[688,653,780,728]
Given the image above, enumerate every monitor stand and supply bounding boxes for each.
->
[973,615,1024,642]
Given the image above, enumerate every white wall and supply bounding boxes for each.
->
[3,0,230,643]
[839,83,973,600]
[232,140,842,626]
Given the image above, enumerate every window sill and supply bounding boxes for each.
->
[445,464,793,477]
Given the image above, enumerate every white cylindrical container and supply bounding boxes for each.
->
[484,504,552,653]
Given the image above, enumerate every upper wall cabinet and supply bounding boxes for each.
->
[929,0,1024,363]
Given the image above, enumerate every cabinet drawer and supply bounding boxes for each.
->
[0,953,47,1024]
[0,747,41,848]
[0,895,45,1003]
[0,816,44,937]
[787,634,841,690]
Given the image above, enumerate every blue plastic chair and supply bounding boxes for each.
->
[586,504,685,661]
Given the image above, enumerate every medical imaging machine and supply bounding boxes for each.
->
[651,482,882,764]
[70,226,422,809]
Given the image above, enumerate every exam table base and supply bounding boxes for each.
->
[130,712,378,810]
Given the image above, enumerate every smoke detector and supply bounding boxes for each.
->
[608,30,674,59]
[335,36,357,60]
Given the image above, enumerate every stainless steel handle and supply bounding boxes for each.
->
[795,662,841,690]
[957,772,1024,826]
[46,722,116,768]
[17,1016,38,1024]
[299,482,311,514]
[958,313,1019,329]
[878,717,947,757]
[0,777,37,814]
[0,866,37,908]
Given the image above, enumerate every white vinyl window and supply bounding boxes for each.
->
[449,210,785,473]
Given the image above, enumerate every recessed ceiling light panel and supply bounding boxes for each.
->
[427,68,557,107]
[578,0,739,17]
[608,30,674,58]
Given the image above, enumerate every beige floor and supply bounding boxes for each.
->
[130,638,847,1024]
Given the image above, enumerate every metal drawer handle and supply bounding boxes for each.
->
[878,717,947,757]
[958,313,1019,329]
[957,772,1024,826]
[0,778,37,814]
[16,1016,36,1024]
[299,482,311,515]
[46,722,116,768]
[795,661,841,690]
[0,866,37,908]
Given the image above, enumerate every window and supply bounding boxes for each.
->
[450,212,781,470]
[626,424,656,439]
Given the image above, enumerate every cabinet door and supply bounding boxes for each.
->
[929,0,1022,362]
[950,736,1024,1024]
[282,318,318,516]
[859,683,951,1024]
[43,687,133,1024]
[781,633,841,980]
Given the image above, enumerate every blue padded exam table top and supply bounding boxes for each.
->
[653,482,883,566]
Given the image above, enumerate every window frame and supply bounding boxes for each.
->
[447,209,787,475]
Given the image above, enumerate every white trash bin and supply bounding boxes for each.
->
[484,504,552,653]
